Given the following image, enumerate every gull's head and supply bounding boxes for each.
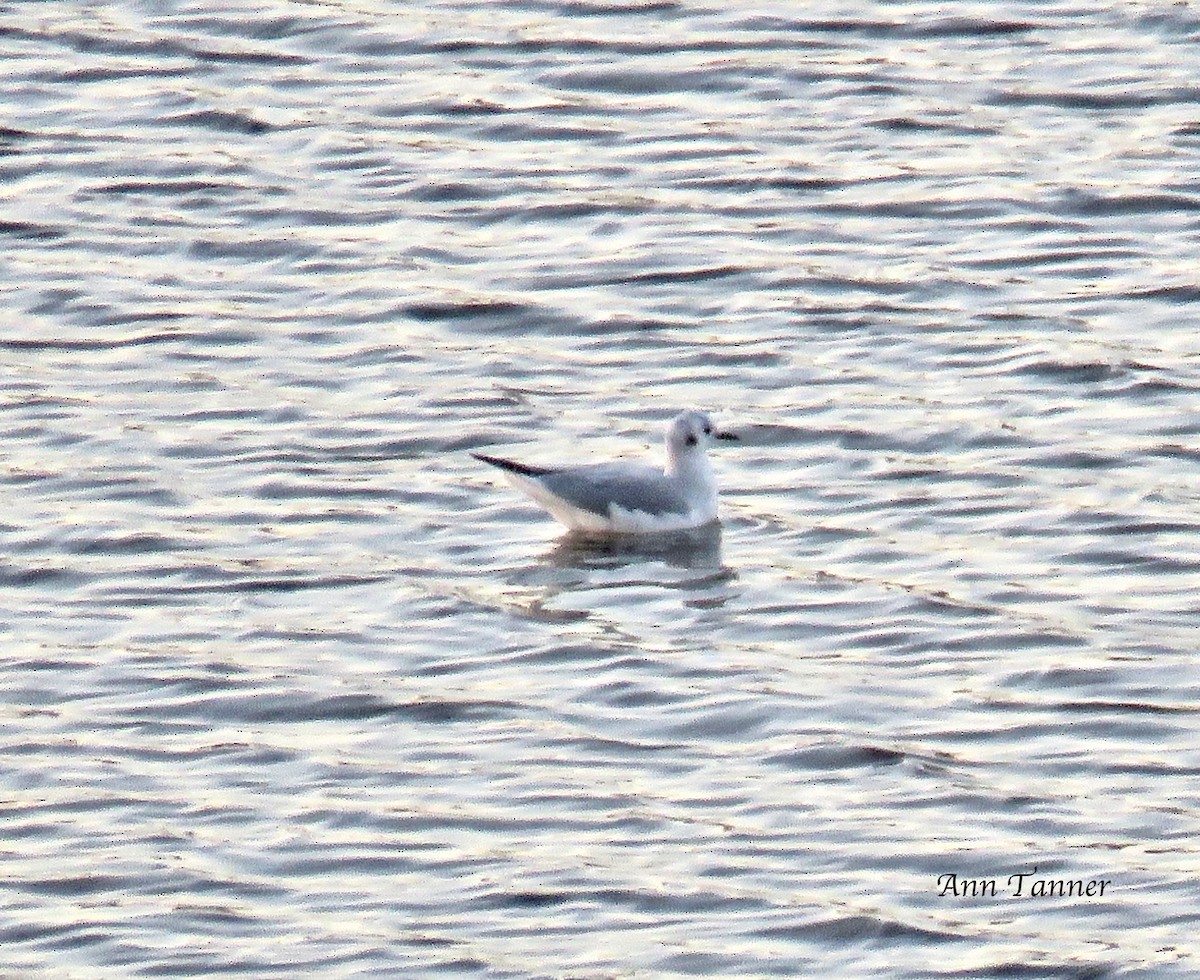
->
[665,410,738,459]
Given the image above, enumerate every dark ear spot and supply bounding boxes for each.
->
[685,434,698,446]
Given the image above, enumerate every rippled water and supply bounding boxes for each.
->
[4,1,1200,976]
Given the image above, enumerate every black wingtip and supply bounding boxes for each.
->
[471,452,553,477]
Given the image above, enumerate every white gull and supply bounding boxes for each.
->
[472,410,737,534]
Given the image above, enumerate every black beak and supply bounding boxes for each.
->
[713,430,738,441]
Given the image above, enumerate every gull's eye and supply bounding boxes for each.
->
[702,424,712,435]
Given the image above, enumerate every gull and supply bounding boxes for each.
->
[472,410,737,534]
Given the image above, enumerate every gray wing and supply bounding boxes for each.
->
[539,462,688,517]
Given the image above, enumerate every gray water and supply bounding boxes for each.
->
[3,1,1200,977]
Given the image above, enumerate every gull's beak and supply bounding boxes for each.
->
[713,430,738,442]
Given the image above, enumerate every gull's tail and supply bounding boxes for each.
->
[471,452,554,478]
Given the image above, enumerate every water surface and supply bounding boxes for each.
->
[3,1,1199,976]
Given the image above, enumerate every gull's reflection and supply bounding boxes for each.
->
[494,525,738,630]
[547,522,725,571]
